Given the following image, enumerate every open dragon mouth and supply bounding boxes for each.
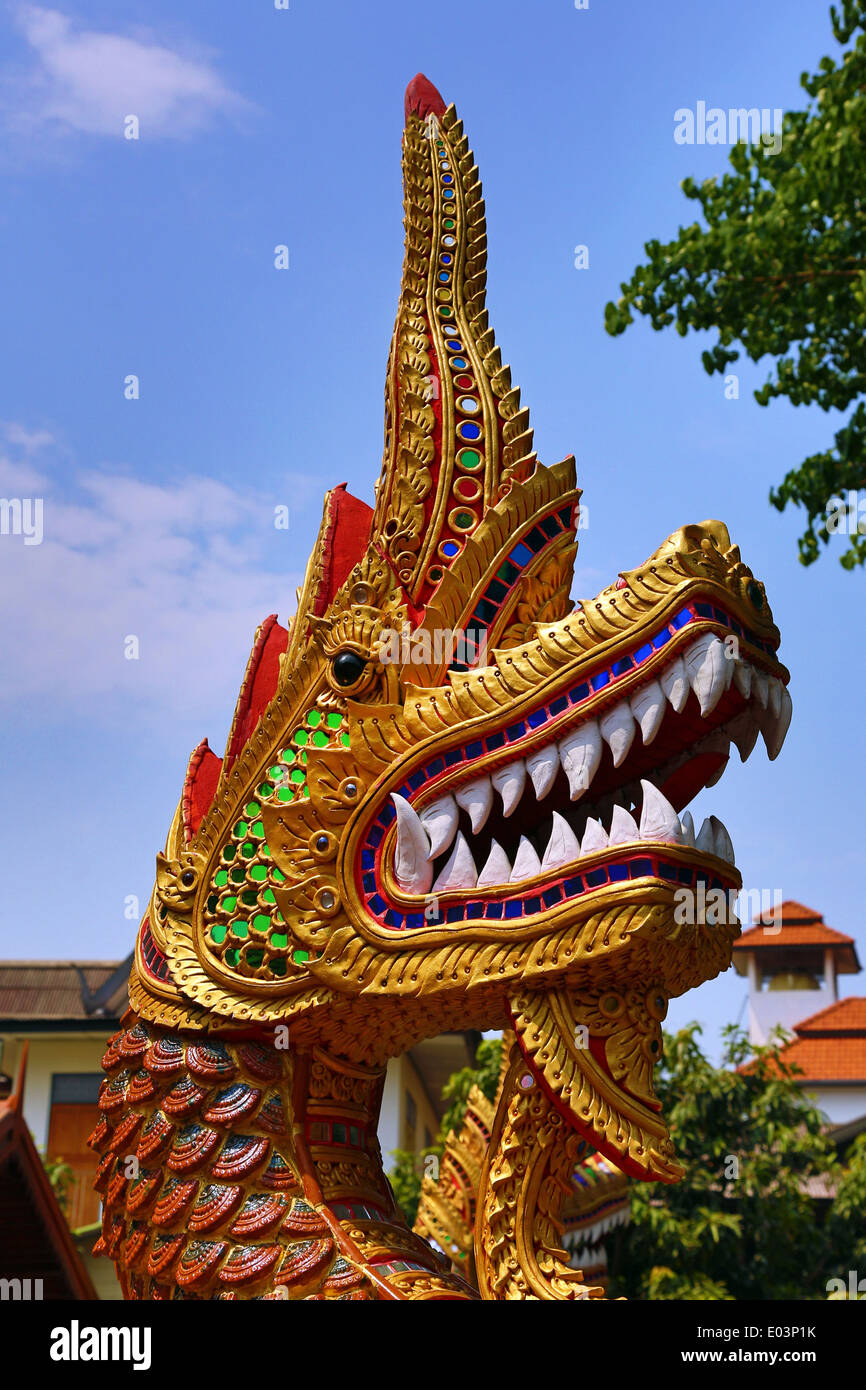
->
[356,600,790,931]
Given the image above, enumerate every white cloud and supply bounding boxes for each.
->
[0,439,314,725]
[3,420,57,451]
[4,6,249,139]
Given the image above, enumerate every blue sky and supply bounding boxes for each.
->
[0,0,861,1059]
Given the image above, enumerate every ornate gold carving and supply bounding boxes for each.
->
[105,79,788,1303]
[414,1083,494,1279]
[475,1045,605,1300]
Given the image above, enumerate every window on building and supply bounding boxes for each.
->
[47,1073,104,1229]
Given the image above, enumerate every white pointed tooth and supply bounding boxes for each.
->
[752,668,769,709]
[432,831,477,892]
[723,653,735,688]
[760,684,792,761]
[580,817,609,856]
[526,744,559,800]
[710,816,735,864]
[477,839,512,889]
[629,680,665,746]
[455,775,493,834]
[684,634,727,716]
[733,661,753,700]
[541,812,581,871]
[695,817,715,855]
[660,655,689,713]
[391,794,433,895]
[727,711,760,762]
[491,760,526,817]
[767,676,783,719]
[608,804,640,846]
[558,721,602,801]
[420,794,459,860]
[510,836,542,883]
[599,700,636,768]
[638,778,683,844]
[679,810,695,846]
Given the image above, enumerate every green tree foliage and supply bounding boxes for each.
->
[438,1036,503,1139]
[824,1132,866,1281]
[388,1146,439,1227]
[604,1,866,569]
[42,1154,74,1215]
[608,1025,836,1301]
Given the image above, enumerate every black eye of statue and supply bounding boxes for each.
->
[332,650,367,687]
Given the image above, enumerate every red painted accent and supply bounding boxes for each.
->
[225,616,289,772]
[404,73,447,124]
[658,751,728,814]
[182,739,223,841]
[314,484,374,618]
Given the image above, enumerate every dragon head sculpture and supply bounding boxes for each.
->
[112,75,790,1300]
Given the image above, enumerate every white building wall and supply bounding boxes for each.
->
[801,1084,866,1127]
[378,1053,440,1172]
[379,1056,401,1170]
[749,989,832,1045]
[1,1033,108,1149]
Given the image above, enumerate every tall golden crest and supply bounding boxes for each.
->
[92,74,791,1301]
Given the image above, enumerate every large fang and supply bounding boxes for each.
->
[710,815,735,864]
[638,779,683,844]
[600,701,636,768]
[558,721,602,800]
[696,815,735,864]
[420,794,460,860]
[660,655,689,712]
[526,744,559,800]
[733,661,752,700]
[580,817,609,855]
[608,804,640,845]
[541,811,582,871]
[455,776,493,833]
[630,680,665,745]
[761,684,792,760]
[684,634,727,716]
[510,836,542,882]
[492,760,526,817]
[477,839,513,888]
[728,710,760,762]
[391,794,433,895]
[752,668,769,709]
[432,831,477,892]
[679,809,696,846]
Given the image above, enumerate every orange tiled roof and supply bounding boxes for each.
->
[732,902,860,974]
[774,1034,866,1083]
[765,996,866,1083]
[794,997,866,1035]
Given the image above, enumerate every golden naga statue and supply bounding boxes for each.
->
[91,74,791,1301]
[413,1031,630,1292]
